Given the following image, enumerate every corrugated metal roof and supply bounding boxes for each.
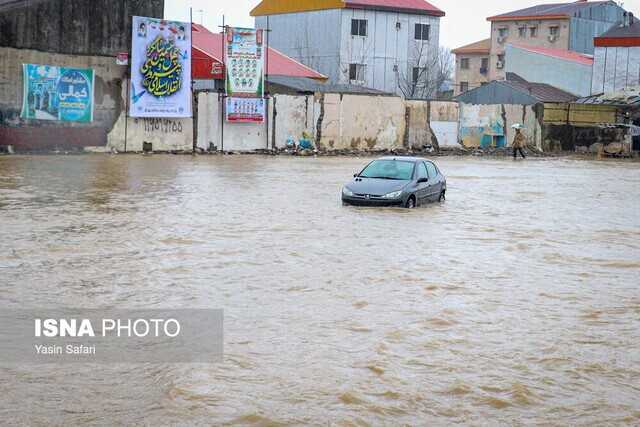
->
[456,73,578,104]
[488,1,612,21]
[595,18,640,38]
[452,39,491,55]
[508,43,594,65]
[191,24,327,80]
[576,87,640,106]
[267,75,394,95]
[345,0,444,16]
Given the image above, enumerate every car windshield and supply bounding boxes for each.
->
[359,160,414,180]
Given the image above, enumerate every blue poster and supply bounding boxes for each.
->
[21,64,95,122]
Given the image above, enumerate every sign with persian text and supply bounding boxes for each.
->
[21,64,94,122]
[225,27,264,97]
[225,97,265,123]
[130,16,192,118]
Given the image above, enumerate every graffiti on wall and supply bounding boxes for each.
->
[135,118,184,134]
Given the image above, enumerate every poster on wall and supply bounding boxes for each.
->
[225,97,265,123]
[21,64,94,122]
[225,27,264,97]
[130,16,192,118]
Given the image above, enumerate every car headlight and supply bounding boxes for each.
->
[383,190,403,199]
[342,187,354,197]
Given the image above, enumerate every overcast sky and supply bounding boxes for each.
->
[165,0,639,49]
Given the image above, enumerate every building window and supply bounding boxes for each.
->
[481,57,489,74]
[518,26,526,37]
[497,54,505,68]
[415,23,430,41]
[460,81,469,93]
[530,26,538,37]
[412,67,426,83]
[549,26,559,36]
[498,27,508,38]
[351,19,367,37]
[460,58,470,70]
[349,63,366,82]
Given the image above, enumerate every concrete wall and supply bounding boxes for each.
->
[106,80,193,152]
[0,47,126,150]
[256,8,441,97]
[459,103,542,149]
[0,0,164,56]
[406,100,459,148]
[592,46,640,94]
[505,44,593,97]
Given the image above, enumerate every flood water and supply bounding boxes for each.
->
[0,155,639,426]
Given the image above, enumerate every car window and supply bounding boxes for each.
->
[359,160,415,181]
[417,162,428,180]
[426,162,438,179]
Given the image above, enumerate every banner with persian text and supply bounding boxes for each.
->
[130,16,192,118]
[21,64,94,122]
[225,27,264,97]
[225,97,265,123]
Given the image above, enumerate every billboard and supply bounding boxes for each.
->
[130,16,192,118]
[225,97,265,123]
[225,27,264,97]
[21,64,94,122]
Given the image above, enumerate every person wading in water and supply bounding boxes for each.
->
[511,124,526,159]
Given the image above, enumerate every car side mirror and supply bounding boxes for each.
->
[417,177,428,184]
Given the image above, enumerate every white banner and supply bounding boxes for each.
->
[225,97,265,123]
[225,27,264,97]
[130,16,192,118]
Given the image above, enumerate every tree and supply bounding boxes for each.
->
[397,44,453,100]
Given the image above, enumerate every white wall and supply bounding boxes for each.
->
[592,46,640,94]
[505,44,593,97]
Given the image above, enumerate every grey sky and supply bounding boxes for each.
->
[165,0,639,49]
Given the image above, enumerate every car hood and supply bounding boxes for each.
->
[346,178,410,196]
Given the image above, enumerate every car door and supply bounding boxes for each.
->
[425,161,441,201]
[415,162,430,203]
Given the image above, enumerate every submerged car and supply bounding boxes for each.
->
[342,157,446,208]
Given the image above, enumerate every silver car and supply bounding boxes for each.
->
[342,157,446,208]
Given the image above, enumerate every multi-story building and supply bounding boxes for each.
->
[454,1,625,94]
[452,39,490,95]
[251,0,446,98]
[591,12,640,94]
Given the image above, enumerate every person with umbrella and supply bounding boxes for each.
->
[511,123,526,159]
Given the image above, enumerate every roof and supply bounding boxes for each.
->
[576,86,640,106]
[456,73,578,105]
[191,24,327,80]
[488,1,613,21]
[267,75,394,95]
[508,43,594,65]
[594,17,640,46]
[452,39,491,55]
[251,0,445,17]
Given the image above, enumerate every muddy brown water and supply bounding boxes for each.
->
[0,155,639,426]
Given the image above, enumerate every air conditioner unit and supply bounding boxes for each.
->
[496,61,504,69]
[548,35,558,42]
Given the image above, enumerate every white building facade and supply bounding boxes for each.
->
[252,0,445,98]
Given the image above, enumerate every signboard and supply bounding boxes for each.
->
[130,16,192,118]
[21,64,94,122]
[225,97,265,123]
[225,27,264,97]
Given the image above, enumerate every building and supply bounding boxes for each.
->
[191,23,327,88]
[453,1,625,93]
[505,44,594,96]
[250,0,446,98]
[0,0,164,151]
[591,12,640,94]
[452,39,490,95]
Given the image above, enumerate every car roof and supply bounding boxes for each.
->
[376,156,432,163]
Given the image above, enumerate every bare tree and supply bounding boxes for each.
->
[397,44,453,99]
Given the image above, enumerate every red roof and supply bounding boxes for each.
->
[191,24,327,80]
[345,0,444,16]
[509,43,594,65]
